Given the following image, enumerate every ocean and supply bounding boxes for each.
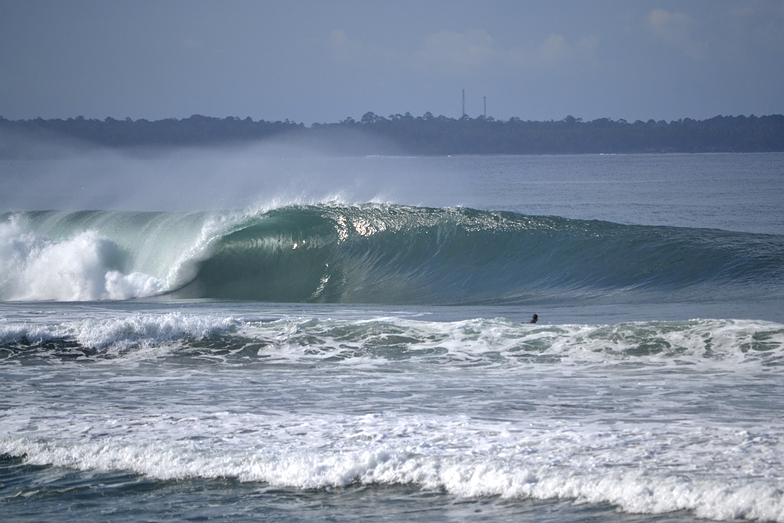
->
[1,151,784,522]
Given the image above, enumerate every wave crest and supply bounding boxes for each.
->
[3,204,783,303]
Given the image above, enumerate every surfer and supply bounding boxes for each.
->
[527,314,538,324]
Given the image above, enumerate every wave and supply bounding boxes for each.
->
[2,313,783,368]
[4,433,784,522]
[2,204,783,303]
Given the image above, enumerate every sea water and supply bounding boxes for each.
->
[1,152,784,522]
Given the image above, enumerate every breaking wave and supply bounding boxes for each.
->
[2,204,782,303]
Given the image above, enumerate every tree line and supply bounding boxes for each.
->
[2,112,783,157]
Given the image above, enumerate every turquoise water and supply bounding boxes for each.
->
[1,152,783,522]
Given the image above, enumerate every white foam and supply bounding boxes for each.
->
[0,216,165,301]
[72,313,237,351]
[0,312,237,355]
[4,312,782,369]
[2,411,784,521]
[3,312,784,520]
[234,317,784,371]
[0,210,262,302]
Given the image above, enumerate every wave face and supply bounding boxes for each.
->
[2,204,783,303]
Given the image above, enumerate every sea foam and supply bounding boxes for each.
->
[0,216,164,300]
[3,412,783,521]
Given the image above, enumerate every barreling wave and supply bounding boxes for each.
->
[2,204,783,303]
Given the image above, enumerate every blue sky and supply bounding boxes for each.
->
[1,0,783,124]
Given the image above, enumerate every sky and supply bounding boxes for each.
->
[1,0,783,124]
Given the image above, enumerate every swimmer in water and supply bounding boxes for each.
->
[527,314,538,324]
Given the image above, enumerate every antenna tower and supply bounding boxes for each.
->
[484,96,486,118]
[462,89,465,118]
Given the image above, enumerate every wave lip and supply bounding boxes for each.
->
[0,216,162,301]
[174,204,784,304]
[3,204,784,304]
[0,210,238,301]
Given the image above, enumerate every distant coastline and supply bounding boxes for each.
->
[2,112,783,158]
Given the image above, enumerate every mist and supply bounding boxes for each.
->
[0,130,461,213]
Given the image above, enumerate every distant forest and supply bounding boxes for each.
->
[2,112,783,157]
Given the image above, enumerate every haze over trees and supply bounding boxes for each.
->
[1,112,783,158]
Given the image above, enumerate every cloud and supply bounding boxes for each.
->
[534,34,571,63]
[415,29,496,74]
[328,29,366,64]
[648,9,708,61]
[327,29,400,68]
[414,29,598,75]
[728,1,784,48]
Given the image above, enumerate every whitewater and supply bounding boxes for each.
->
[2,151,784,522]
